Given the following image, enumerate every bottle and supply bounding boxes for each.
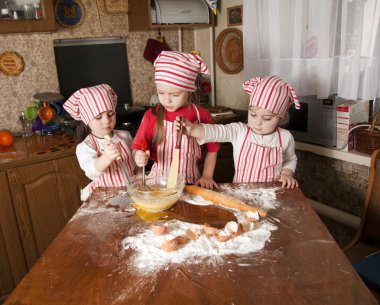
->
[33,2,42,19]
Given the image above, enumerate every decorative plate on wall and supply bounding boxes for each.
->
[0,51,25,76]
[54,0,85,28]
[215,28,244,74]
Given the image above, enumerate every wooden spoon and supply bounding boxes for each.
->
[167,115,184,189]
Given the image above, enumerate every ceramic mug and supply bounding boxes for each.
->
[50,101,64,116]
[25,102,39,121]
[38,102,56,122]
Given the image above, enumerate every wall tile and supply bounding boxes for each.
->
[0,0,195,132]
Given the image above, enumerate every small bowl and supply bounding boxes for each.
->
[127,175,185,211]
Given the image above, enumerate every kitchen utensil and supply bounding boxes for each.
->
[140,137,148,187]
[50,101,64,115]
[167,115,184,189]
[38,102,56,122]
[185,185,267,217]
[127,175,185,212]
[25,102,39,121]
[104,134,121,160]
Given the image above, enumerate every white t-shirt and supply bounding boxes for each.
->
[76,130,134,200]
[198,122,297,173]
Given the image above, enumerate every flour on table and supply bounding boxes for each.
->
[122,218,277,272]
[180,184,281,211]
[180,193,213,206]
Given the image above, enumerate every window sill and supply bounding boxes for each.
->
[295,141,371,167]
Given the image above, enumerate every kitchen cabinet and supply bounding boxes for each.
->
[0,172,25,304]
[0,134,88,301]
[128,0,215,31]
[0,0,55,34]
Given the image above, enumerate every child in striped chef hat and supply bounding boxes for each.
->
[176,75,300,189]
[132,51,220,189]
[63,84,135,201]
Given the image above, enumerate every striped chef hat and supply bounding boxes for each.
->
[154,51,210,92]
[63,84,117,125]
[242,75,300,118]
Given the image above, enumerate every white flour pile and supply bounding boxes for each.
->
[122,185,280,271]
[123,218,277,271]
[219,184,281,211]
[123,220,277,270]
[123,185,281,271]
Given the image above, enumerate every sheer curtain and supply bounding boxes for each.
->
[243,0,380,100]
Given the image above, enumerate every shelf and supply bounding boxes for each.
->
[128,0,215,31]
[295,141,371,166]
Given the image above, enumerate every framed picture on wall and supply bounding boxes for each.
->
[104,0,128,14]
[227,5,243,27]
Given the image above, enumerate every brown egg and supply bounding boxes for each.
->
[151,224,168,235]
[186,228,200,240]
[241,221,254,232]
[216,231,230,242]
[203,223,219,237]
[245,211,260,223]
[160,239,178,252]
[225,221,244,237]
[173,235,188,245]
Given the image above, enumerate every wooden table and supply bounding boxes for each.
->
[4,184,378,305]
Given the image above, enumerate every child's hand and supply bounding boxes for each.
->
[174,116,195,137]
[195,176,219,190]
[134,150,150,167]
[103,138,121,161]
[277,172,298,189]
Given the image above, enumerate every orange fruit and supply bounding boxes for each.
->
[0,130,14,147]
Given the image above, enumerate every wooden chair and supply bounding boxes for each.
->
[344,148,380,302]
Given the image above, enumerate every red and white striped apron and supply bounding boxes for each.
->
[88,132,135,194]
[233,128,283,183]
[149,104,202,184]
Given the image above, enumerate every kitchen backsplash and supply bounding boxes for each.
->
[295,150,370,246]
[0,0,194,133]
[296,150,369,216]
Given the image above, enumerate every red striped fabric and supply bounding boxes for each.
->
[88,132,135,194]
[63,84,117,125]
[149,104,202,183]
[233,128,283,183]
[154,51,210,92]
[242,75,300,118]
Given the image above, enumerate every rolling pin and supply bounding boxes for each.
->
[185,185,267,217]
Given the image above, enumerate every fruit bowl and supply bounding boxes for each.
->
[127,175,185,211]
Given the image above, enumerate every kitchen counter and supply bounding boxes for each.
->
[0,132,89,301]
[4,184,377,305]
[295,141,371,166]
[0,132,77,170]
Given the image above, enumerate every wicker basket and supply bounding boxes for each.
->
[355,111,380,154]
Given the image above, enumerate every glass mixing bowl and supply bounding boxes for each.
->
[127,175,185,211]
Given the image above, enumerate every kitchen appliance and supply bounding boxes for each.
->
[285,95,348,147]
[53,36,133,115]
